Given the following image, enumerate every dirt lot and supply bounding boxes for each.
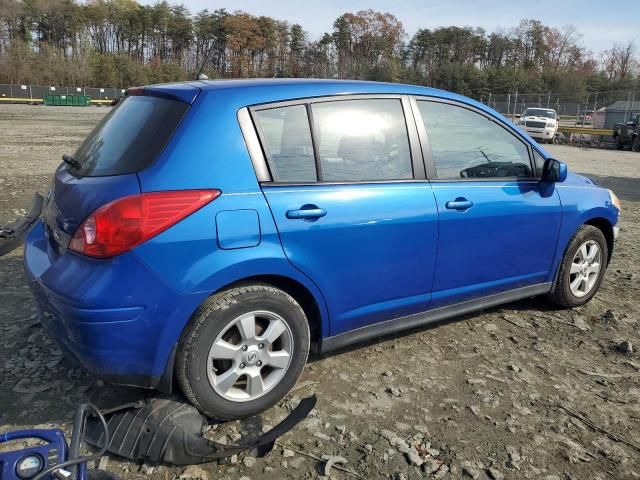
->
[1,104,639,480]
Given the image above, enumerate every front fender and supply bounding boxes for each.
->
[546,183,619,284]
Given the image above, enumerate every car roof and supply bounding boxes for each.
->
[173,78,481,107]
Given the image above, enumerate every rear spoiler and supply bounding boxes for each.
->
[0,193,43,257]
[125,83,200,105]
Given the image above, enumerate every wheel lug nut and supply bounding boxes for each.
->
[257,361,262,366]
[258,343,264,349]
[242,345,248,351]
[240,363,245,369]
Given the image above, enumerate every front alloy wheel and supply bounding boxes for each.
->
[548,225,608,308]
[568,240,602,298]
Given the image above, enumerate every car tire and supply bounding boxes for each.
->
[547,225,608,308]
[177,285,310,420]
[615,135,624,150]
[632,136,640,152]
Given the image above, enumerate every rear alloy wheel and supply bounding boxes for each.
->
[548,225,608,308]
[207,310,293,402]
[177,285,310,420]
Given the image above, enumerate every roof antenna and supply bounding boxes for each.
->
[195,45,214,80]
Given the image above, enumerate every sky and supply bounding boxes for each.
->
[140,0,639,53]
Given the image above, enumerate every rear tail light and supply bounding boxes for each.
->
[69,190,220,258]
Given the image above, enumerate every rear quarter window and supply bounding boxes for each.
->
[71,95,189,177]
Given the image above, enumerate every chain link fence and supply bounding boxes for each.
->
[481,89,640,127]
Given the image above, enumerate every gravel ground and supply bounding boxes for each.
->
[1,104,639,480]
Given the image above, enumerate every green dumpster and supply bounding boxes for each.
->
[43,94,92,106]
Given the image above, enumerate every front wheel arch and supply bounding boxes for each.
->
[584,217,614,263]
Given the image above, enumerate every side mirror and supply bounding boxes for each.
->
[627,121,635,126]
[541,158,567,183]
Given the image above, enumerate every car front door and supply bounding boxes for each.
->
[250,96,438,336]
[413,98,562,307]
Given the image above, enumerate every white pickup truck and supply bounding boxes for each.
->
[517,108,558,144]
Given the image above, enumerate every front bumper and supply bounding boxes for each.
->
[23,221,202,390]
[524,127,556,140]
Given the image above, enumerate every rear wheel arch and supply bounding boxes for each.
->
[222,274,324,348]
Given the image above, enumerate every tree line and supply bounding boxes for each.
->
[0,0,638,101]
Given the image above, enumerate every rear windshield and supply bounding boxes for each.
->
[70,95,189,176]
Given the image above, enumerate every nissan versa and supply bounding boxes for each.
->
[24,79,621,419]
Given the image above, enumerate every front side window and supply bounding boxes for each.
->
[417,101,533,180]
[254,105,317,182]
[311,99,413,182]
[533,150,546,176]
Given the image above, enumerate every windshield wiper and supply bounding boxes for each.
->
[62,153,81,170]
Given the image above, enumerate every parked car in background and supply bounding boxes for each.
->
[576,110,594,126]
[613,112,640,151]
[24,80,621,420]
[518,107,558,143]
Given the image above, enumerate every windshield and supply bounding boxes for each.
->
[70,95,189,177]
[523,109,556,119]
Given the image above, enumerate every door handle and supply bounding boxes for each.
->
[286,208,327,219]
[445,198,473,211]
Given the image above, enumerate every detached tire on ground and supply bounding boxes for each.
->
[177,285,310,420]
[547,225,608,308]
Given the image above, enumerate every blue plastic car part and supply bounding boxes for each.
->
[23,79,620,391]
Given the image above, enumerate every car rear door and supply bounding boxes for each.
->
[413,97,562,306]
[248,96,438,336]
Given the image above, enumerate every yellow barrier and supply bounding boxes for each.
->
[0,97,113,104]
[557,126,612,136]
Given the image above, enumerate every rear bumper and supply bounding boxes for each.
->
[23,221,202,390]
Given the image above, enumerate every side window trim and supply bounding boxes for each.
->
[237,107,272,182]
[246,94,426,185]
[411,96,537,182]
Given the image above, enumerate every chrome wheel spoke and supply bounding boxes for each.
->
[579,244,588,262]
[216,368,240,394]
[261,318,287,346]
[246,371,265,397]
[587,262,601,275]
[237,313,256,340]
[266,350,290,369]
[210,339,240,360]
[570,275,583,292]
[570,262,582,274]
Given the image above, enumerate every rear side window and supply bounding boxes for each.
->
[71,95,189,177]
[254,105,317,183]
[311,99,413,182]
[417,101,532,180]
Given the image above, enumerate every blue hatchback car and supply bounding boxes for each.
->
[24,79,621,419]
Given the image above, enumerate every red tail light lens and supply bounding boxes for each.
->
[69,190,220,258]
